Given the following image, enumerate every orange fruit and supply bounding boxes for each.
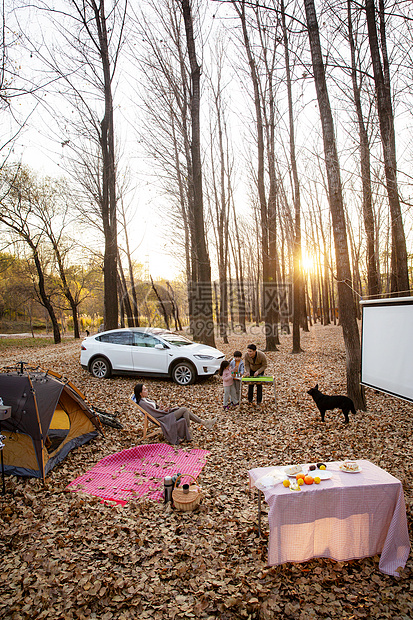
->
[295,472,304,481]
[304,475,314,485]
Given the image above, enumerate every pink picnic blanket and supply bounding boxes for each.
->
[67,443,210,506]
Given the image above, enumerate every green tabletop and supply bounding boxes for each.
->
[241,376,274,382]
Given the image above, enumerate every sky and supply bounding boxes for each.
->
[9,96,183,281]
[4,0,261,284]
[6,0,413,288]
[4,0,197,282]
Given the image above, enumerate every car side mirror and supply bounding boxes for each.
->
[155,343,166,350]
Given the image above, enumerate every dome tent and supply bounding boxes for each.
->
[0,365,103,480]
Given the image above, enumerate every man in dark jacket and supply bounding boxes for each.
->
[244,344,267,405]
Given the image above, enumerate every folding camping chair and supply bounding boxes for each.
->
[132,398,163,440]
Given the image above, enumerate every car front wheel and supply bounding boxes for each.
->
[171,361,196,386]
[90,356,112,379]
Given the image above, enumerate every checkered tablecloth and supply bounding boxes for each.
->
[248,460,410,577]
[67,443,210,505]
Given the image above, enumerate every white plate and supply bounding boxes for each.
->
[254,473,284,490]
[311,470,332,480]
[284,466,304,477]
[286,469,306,477]
[339,464,362,473]
[286,469,332,480]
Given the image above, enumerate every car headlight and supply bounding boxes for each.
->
[193,354,214,360]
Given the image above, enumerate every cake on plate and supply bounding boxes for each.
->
[284,464,302,476]
[343,460,359,471]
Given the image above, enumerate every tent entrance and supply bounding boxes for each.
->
[46,405,70,454]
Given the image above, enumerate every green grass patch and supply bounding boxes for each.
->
[0,337,57,349]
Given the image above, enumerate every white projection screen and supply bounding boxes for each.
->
[360,297,413,402]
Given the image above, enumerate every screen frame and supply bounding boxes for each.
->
[360,296,413,403]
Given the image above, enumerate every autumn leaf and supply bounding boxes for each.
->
[0,325,412,620]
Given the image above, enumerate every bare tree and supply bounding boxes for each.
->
[38,182,85,339]
[0,166,61,342]
[150,275,170,329]
[206,40,233,344]
[0,3,42,163]
[129,0,215,344]
[232,0,279,351]
[229,197,247,332]
[179,0,215,346]
[304,0,365,409]
[128,0,192,280]
[365,0,409,295]
[281,0,304,353]
[346,0,380,298]
[18,0,127,329]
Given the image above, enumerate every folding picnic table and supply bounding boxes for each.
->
[248,459,410,577]
[241,375,277,405]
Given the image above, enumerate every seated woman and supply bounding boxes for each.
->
[133,383,216,444]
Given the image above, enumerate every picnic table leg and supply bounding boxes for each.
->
[258,489,262,537]
[273,379,277,406]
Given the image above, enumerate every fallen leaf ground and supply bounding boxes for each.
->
[0,324,412,620]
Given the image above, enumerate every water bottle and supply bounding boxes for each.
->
[171,472,182,488]
[164,476,173,503]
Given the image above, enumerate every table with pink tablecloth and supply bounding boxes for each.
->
[248,460,410,577]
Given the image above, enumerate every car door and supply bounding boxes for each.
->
[131,332,170,373]
[98,331,134,371]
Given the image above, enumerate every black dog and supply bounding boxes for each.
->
[307,384,356,424]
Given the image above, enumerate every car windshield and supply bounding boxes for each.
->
[159,332,193,347]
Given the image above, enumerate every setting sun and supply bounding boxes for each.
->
[301,252,318,273]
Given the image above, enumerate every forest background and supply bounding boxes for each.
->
[0,0,413,407]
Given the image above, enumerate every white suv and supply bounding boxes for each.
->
[80,327,225,386]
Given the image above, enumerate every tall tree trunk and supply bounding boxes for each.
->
[312,274,319,323]
[120,201,139,327]
[181,0,215,346]
[347,0,380,299]
[317,207,330,326]
[32,245,61,344]
[118,255,135,327]
[234,0,278,350]
[166,281,182,331]
[117,272,125,328]
[365,0,409,295]
[305,277,312,327]
[209,79,229,344]
[261,12,280,350]
[150,276,170,329]
[52,241,80,338]
[92,0,119,329]
[170,107,192,305]
[304,0,365,409]
[281,0,303,353]
[323,259,330,326]
[230,193,247,332]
